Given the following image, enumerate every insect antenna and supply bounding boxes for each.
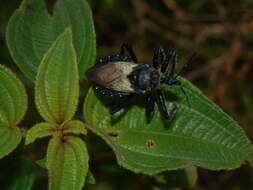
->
[174,52,197,79]
[179,85,191,108]
[174,52,197,108]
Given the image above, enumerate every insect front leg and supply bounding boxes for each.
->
[110,94,134,114]
[156,90,177,120]
[145,94,156,122]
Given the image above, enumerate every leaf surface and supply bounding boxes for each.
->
[36,157,95,185]
[6,0,96,81]
[0,65,27,126]
[25,122,55,145]
[63,120,87,135]
[35,28,79,124]
[47,136,89,190]
[0,127,22,159]
[83,77,253,174]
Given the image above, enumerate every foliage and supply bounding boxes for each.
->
[84,78,253,174]
[6,0,96,81]
[0,0,253,189]
[0,65,27,159]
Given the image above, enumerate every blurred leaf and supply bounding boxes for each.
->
[0,64,27,127]
[36,157,46,168]
[86,171,96,185]
[35,28,79,124]
[6,0,96,81]
[64,120,87,136]
[0,127,22,159]
[83,77,253,174]
[47,136,89,190]
[154,167,197,189]
[184,167,197,187]
[87,182,116,190]
[25,122,55,145]
[5,159,36,190]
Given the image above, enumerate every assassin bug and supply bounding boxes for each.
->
[86,43,185,121]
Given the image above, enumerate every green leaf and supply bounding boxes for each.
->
[25,120,87,145]
[63,120,87,135]
[83,77,253,174]
[47,136,89,190]
[86,171,96,185]
[0,127,22,159]
[36,157,47,168]
[5,159,36,190]
[0,65,25,158]
[0,64,27,127]
[6,0,96,81]
[36,157,95,185]
[25,122,55,145]
[154,167,197,189]
[35,28,79,124]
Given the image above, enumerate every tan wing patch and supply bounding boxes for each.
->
[86,62,137,92]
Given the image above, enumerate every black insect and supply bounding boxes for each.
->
[86,43,183,122]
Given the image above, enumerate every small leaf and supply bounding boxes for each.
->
[47,136,89,190]
[0,127,22,159]
[154,167,197,189]
[36,157,46,168]
[63,120,87,135]
[0,64,27,127]
[35,28,79,124]
[86,171,96,185]
[83,77,253,174]
[6,159,36,190]
[6,0,96,81]
[25,122,55,145]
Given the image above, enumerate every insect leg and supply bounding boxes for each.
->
[94,85,130,97]
[145,94,156,122]
[152,47,165,70]
[162,48,177,75]
[156,90,177,120]
[110,94,134,114]
[120,43,138,63]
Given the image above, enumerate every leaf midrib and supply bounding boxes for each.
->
[117,128,250,154]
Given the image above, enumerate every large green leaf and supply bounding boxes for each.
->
[0,65,27,127]
[6,0,96,81]
[0,127,22,159]
[83,77,253,174]
[35,28,79,124]
[47,136,89,190]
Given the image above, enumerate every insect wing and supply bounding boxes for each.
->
[86,62,136,92]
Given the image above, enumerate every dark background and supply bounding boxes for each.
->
[1,0,253,189]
